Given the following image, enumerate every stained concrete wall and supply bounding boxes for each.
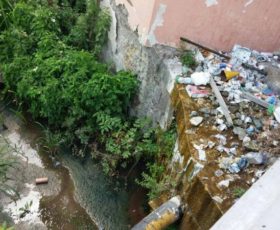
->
[102,0,181,129]
[116,0,280,52]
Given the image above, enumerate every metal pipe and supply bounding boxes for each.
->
[180,37,230,59]
[132,196,182,230]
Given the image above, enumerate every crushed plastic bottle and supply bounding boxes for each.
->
[176,76,192,84]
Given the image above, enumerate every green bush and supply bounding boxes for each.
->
[0,0,137,147]
[0,1,177,201]
[181,51,197,68]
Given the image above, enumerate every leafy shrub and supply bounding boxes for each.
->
[181,51,197,68]
[97,118,158,174]
[0,0,177,200]
[136,124,177,199]
[0,1,137,147]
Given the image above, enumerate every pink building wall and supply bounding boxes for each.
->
[116,0,280,52]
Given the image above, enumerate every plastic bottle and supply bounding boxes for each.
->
[176,76,192,84]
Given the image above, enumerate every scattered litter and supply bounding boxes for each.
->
[35,177,48,185]
[221,70,239,81]
[178,42,280,202]
[219,157,248,174]
[186,85,209,98]
[190,72,210,85]
[176,76,192,84]
[218,179,231,188]
[210,77,233,126]
[274,106,280,123]
[255,170,265,178]
[215,169,224,177]
[244,152,267,165]
[193,144,207,161]
[213,196,223,204]
[207,141,215,149]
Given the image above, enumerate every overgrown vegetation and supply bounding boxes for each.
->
[137,124,177,199]
[0,0,136,163]
[0,0,177,199]
[181,51,197,68]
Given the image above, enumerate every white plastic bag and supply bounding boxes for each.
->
[191,72,210,85]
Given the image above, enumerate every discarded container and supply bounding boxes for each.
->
[35,177,48,185]
[176,76,192,84]
[190,72,210,85]
[219,63,232,69]
[132,196,182,230]
[221,70,239,81]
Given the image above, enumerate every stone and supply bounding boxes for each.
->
[273,140,279,146]
[253,118,263,130]
[199,108,211,114]
[233,127,246,140]
[216,118,224,125]
[221,91,229,98]
[215,134,227,145]
[229,105,239,114]
[218,124,227,131]
[246,125,255,135]
[243,141,260,151]
[233,119,243,126]
[190,111,198,117]
[245,152,267,165]
[190,116,203,126]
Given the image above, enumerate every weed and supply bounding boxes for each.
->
[181,51,197,68]
[232,187,246,198]
[19,201,33,218]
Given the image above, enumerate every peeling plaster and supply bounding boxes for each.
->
[204,0,219,7]
[147,4,167,46]
[244,0,255,7]
[243,0,255,13]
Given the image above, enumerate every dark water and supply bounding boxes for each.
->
[21,120,146,230]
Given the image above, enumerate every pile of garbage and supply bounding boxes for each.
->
[177,44,280,175]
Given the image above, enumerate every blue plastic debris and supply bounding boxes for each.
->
[228,163,240,173]
[265,96,277,105]
[237,157,248,170]
[262,88,273,96]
